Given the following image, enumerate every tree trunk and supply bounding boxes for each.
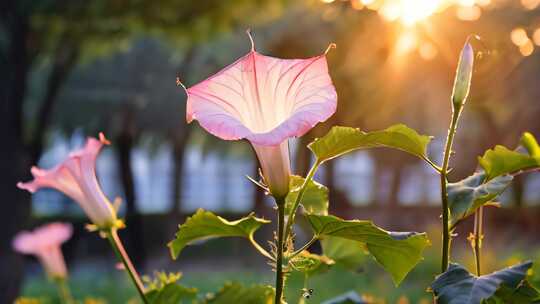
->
[387,164,404,208]
[252,158,267,216]
[0,14,32,302]
[172,126,192,215]
[294,135,311,176]
[512,175,525,208]
[115,109,146,268]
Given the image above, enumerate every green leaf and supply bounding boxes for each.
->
[168,209,270,259]
[447,172,512,226]
[290,251,335,277]
[320,237,367,269]
[308,124,432,163]
[431,261,533,304]
[144,272,198,304]
[489,280,540,304]
[479,132,540,181]
[306,214,430,285]
[285,175,329,216]
[322,291,367,304]
[203,282,274,304]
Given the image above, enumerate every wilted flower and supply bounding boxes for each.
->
[184,34,337,198]
[17,134,118,228]
[452,40,474,108]
[13,223,72,279]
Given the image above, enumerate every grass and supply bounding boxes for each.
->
[20,230,540,303]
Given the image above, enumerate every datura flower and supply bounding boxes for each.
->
[13,222,72,279]
[17,134,118,229]
[183,35,337,198]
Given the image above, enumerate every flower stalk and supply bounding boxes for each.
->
[472,206,484,276]
[440,105,461,273]
[54,278,75,304]
[275,197,286,304]
[105,228,148,304]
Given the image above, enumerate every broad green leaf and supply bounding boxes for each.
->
[144,272,198,304]
[479,132,540,181]
[431,261,533,304]
[488,280,540,304]
[168,209,270,259]
[308,124,432,163]
[290,251,335,277]
[203,282,274,304]
[306,214,430,285]
[447,172,512,226]
[322,291,367,304]
[320,237,367,269]
[285,175,328,216]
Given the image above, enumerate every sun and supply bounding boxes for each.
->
[378,0,446,26]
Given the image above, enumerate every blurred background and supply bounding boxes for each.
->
[2,0,540,302]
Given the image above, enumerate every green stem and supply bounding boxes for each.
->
[249,234,275,261]
[440,106,461,273]
[473,206,484,276]
[284,161,321,244]
[106,228,148,304]
[54,278,74,304]
[275,198,286,304]
[289,236,318,260]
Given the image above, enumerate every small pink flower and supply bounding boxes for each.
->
[13,222,72,279]
[17,133,117,228]
[184,34,337,198]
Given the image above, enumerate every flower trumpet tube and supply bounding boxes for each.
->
[17,133,118,229]
[183,33,337,198]
[13,222,72,280]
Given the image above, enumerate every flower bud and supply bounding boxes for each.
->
[452,41,474,109]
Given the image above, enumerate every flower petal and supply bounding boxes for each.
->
[186,51,337,146]
[12,222,72,255]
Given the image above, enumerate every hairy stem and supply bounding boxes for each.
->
[440,106,461,273]
[473,206,484,276]
[249,234,275,261]
[106,228,148,304]
[275,198,286,304]
[289,236,318,260]
[284,161,320,244]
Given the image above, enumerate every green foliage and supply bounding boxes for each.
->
[202,282,274,304]
[488,280,540,304]
[479,132,540,181]
[320,237,367,270]
[308,124,433,164]
[168,209,270,259]
[431,261,534,304]
[290,251,335,277]
[306,214,430,285]
[285,175,329,216]
[447,172,512,226]
[144,272,198,304]
[322,291,366,304]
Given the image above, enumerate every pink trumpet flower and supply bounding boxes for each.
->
[13,223,72,279]
[183,33,337,198]
[17,133,118,228]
